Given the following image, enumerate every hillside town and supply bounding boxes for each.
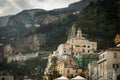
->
[43,26,120,80]
[0,25,120,80]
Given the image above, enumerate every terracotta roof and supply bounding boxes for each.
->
[108,47,120,51]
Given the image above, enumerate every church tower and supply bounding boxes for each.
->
[76,28,83,39]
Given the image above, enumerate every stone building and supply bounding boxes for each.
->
[57,57,82,78]
[66,28,97,56]
[98,47,120,80]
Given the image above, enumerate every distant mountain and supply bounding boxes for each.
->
[0,15,12,27]
[7,9,46,26]
[0,0,96,27]
[0,0,119,56]
[0,0,96,55]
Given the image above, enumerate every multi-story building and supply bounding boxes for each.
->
[98,47,120,80]
[57,57,82,78]
[66,28,97,56]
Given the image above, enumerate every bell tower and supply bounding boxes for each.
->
[76,28,82,38]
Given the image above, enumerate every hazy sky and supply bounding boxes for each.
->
[0,0,80,17]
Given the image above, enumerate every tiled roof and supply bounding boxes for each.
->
[108,47,120,51]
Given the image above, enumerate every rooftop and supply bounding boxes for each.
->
[108,47,120,51]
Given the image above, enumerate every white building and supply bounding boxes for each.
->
[56,44,72,60]
[88,61,98,80]
[7,52,39,63]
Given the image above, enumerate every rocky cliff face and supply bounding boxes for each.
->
[0,0,96,55]
[0,15,11,27]
[13,34,45,54]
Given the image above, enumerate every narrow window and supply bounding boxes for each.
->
[67,70,70,74]
[103,55,104,58]
[114,53,117,58]
[88,50,90,53]
[83,45,86,48]
[113,64,115,68]
[88,46,90,48]
[76,70,78,73]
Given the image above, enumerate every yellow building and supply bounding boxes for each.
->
[114,34,120,44]
[57,57,82,78]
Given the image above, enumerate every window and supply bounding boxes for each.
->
[76,70,78,73]
[88,46,90,48]
[114,53,117,58]
[88,50,90,53]
[64,50,66,53]
[67,70,70,74]
[83,45,86,48]
[76,45,80,47]
[113,64,119,68]
[103,55,104,58]
[99,56,102,60]
[76,53,78,56]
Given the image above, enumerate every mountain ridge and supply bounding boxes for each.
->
[0,0,95,55]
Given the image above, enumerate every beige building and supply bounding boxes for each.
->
[0,71,14,80]
[66,29,97,56]
[98,47,120,80]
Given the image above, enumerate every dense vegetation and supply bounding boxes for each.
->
[75,0,120,49]
[0,57,47,80]
[41,0,120,50]
[40,14,78,50]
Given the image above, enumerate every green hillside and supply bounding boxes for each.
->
[42,0,120,50]
[75,0,120,49]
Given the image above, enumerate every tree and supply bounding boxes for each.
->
[48,56,61,80]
